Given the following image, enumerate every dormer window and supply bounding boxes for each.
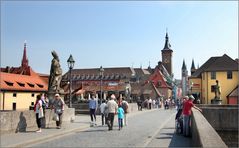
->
[27,83,35,88]
[5,81,13,86]
[36,84,43,88]
[17,82,25,87]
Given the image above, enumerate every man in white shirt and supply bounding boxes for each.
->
[106,94,118,130]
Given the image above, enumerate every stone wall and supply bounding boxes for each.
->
[197,104,238,147]
[197,104,238,131]
[0,107,75,134]
[191,108,227,147]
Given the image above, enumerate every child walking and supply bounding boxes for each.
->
[118,105,124,131]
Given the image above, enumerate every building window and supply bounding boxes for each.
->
[13,93,17,97]
[5,81,13,86]
[12,103,16,110]
[31,93,35,97]
[211,72,216,79]
[211,85,216,92]
[227,71,232,79]
[17,82,25,87]
[27,83,35,88]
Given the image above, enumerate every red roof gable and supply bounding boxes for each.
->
[146,68,170,88]
[0,70,48,92]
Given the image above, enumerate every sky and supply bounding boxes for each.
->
[1,1,238,79]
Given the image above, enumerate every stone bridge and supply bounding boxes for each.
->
[0,104,237,147]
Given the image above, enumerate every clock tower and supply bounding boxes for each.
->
[161,32,173,75]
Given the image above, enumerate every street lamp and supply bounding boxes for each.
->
[99,66,104,104]
[67,54,75,108]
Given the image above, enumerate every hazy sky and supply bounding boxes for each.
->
[1,1,238,79]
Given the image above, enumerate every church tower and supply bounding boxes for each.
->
[21,41,29,68]
[161,31,173,76]
[191,59,196,75]
[181,59,188,96]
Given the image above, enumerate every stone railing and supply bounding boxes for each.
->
[196,104,238,147]
[0,107,75,134]
[191,108,227,147]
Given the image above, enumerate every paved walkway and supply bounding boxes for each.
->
[0,108,191,147]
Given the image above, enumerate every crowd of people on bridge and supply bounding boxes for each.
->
[88,94,129,131]
[33,90,201,136]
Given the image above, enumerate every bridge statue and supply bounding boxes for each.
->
[214,80,221,99]
[211,80,222,104]
[48,50,64,103]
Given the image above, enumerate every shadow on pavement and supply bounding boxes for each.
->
[169,132,192,147]
[81,129,108,133]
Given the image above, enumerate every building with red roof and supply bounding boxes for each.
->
[0,43,48,110]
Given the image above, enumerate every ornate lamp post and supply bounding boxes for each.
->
[99,66,104,104]
[67,54,75,108]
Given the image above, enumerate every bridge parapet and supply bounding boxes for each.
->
[191,108,227,147]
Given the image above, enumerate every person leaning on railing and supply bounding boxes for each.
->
[182,95,202,137]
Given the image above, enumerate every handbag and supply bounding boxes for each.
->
[38,108,44,118]
[52,113,59,121]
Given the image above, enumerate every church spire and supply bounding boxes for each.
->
[182,59,187,70]
[163,30,171,50]
[191,59,196,70]
[21,41,29,68]
[191,59,196,75]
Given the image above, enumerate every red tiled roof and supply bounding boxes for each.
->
[227,85,238,97]
[0,70,48,92]
[147,68,170,88]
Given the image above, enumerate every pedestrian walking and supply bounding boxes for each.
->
[117,104,124,130]
[122,97,129,126]
[182,95,202,137]
[106,94,118,131]
[34,94,44,132]
[152,99,156,109]
[148,98,152,109]
[89,94,98,126]
[51,93,65,129]
[40,93,48,128]
[137,97,142,111]
[100,100,107,126]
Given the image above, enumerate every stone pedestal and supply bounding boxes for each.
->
[211,98,222,105]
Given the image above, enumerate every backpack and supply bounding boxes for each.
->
[41,99,46,110]
[122,101,128,113]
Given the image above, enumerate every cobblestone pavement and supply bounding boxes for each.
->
[27,109,192,147]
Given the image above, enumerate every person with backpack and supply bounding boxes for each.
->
[122,97,129,126]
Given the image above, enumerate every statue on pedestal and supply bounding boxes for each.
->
[211,80,222,104]
[48,51,63,103]
[214,80,221,99]
[48,50,63,93]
